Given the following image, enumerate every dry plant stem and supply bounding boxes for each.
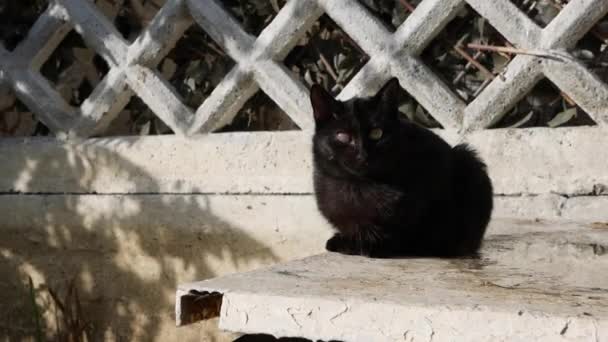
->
[468,44,577,105]
[547,0,562,10]
[454,51,483,83]
[497,41,514,60]
[398,0,416,13]
[270,0,281,13]
[338,32,367,57]
[468,43,543,57]
[466,43,578,63]
[399,1,503,85]
[561,92,576,106]
[454,45,497,80]
[473,78,492,97]
[317,49,339,82]
[186,34,227,58]
[203,41,227,58]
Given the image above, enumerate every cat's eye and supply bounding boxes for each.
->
[335,132,351,144]
[369,128,383,140]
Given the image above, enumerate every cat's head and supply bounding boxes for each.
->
[310,78,401,178]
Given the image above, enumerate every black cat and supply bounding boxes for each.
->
[310,78,493,258]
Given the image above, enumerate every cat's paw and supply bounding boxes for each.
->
[325,234,344,252]
[325,233,390,257]
[325,234,357,255]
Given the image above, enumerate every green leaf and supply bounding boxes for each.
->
[508,110,534,128]
[398,102,415,121]
[28,276,43,342]
[548,107,577,128]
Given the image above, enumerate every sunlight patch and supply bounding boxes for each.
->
[77,196,142,230]
[13,159,38,191]
[112,229,161,282]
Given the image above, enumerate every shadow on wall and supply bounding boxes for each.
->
[0,138,278,341]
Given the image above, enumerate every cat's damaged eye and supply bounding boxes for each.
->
[369,128,383,140]
[335,132,351,144]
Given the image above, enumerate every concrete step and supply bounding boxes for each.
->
[176,219,608,341]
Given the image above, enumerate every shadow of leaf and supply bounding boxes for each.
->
[0,139,278,340]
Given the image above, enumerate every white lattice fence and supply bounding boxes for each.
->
[1,0,608,210]
[1,0,607,138]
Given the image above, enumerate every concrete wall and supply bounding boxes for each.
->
[1,128,608,340]
[1,194,329,341]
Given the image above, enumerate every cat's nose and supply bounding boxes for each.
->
[355,152,367,165]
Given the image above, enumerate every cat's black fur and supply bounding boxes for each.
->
[310,78,493,258]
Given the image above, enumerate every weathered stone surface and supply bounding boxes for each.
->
[0,193,329,340]
[2,128,608,196]
[495,194,608,222]
[178,219,608,341]
[5,191,606,340]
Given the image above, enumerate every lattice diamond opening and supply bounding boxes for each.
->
[107,0,163,41]
[421,5,515,103]
[492,79,596,128]
[215,91,299,132]
[0,96,50,136]
[396,85,443,129]
[0,0,48,51]
[509,0,562,28]
[40,31,110,107]
[284,14,369,97]
[223,0,288,36]
[156,25,235,112]
[103,95,174,136]
[356,0,422,32]
[573,15,608,85]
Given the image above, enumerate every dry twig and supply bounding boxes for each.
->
[467,43,575,62]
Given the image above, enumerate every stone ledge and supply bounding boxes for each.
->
[2,127,608,196]
[177,219,608,341]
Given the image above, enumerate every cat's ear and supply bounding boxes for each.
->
[375,77,400,112]
[310,84,335,123]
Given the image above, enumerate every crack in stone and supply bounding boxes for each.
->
[329,302,349,323]
[557,196,567,217]
[285,307,313,328]
[560,319,570,335]
[591,317,600,342]
[286,308,303,328]
[424,317,435,342]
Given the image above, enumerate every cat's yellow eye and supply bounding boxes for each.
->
[369,128,383,140]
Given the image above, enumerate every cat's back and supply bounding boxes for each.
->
[448,143,494,251]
